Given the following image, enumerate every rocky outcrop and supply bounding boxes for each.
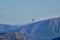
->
[0,32,26,40]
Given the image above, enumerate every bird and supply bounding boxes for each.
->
[32,18,34,22]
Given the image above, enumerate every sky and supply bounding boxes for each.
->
[0,0,60,25]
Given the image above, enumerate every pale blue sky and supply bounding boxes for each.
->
[0,0,60,25]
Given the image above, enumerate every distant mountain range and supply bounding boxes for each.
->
[0,17,60,40]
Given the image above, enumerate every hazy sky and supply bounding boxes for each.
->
[0,0,60,25]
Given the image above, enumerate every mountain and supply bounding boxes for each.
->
[0,17,60,40]
[0,24,21,33]
[20,17,60,40]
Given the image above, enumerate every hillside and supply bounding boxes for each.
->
[0,17,60,40]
